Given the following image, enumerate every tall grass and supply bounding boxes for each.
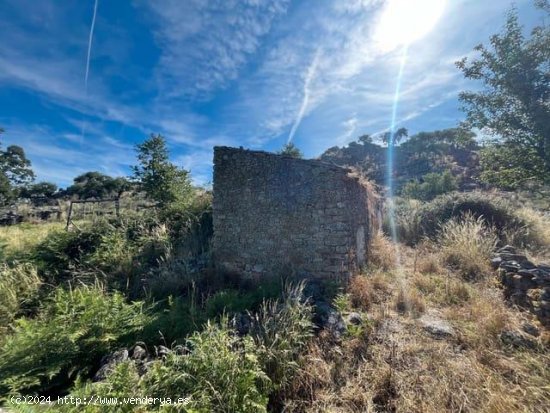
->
[439,213,498,280]
[0,263,41,337]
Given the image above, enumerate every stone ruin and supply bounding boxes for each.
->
[212,146,380,280]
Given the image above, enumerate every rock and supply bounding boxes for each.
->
[327,311,346,338]
[498,253,530,263]
[346,312,363,326]
[93,349,128,381]
[131,345,147,360]
[156,345,171,358]
[497,245,516,254]
[500,330,537,350]
[522,323,540,337]
[499,261,521,273]
[420,311,454,339]
[491,257,502,269]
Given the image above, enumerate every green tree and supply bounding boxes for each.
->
[20,181,58,200]
[66,172,131,200]
[278,142,303,158]
[456,2,550,188]
[0,128,35,205]
[132,134,192,207]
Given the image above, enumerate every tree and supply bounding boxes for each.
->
[132,134,192,207]
[20,182,58,200]
[381,127,408,146]
[278,142,303,158]
[0,128,35,205]
[456,2,550,188]
[358,134,373,145]
[66,172,131,199]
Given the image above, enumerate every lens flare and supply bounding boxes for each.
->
[374,0,447,52]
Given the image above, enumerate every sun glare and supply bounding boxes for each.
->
[374,0,447,52]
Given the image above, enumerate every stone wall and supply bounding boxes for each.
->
[212,146,380,279]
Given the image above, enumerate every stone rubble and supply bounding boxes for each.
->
[491,245,550,327]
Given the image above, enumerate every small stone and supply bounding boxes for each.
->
[131,345,147,360]
[500,330,537,350]
[93,349,128,382]
[497,245,516,254]
[491,257,502,269]
[522,323,540,337]
[346,312,363,326]
[420,312,454,339]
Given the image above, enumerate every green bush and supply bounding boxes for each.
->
[144,321,270,413]
[0,263,41,337]
[0,284,149,397]
[400,170,458,201]
[249,282,314,395]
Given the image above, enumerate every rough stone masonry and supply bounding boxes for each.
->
[212,146,380,279]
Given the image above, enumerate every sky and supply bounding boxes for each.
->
[0,0,543,187]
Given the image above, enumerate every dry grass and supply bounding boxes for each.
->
[0,222,64,260]
[284,236,549,413]
[439,213,498,280]
[349,271,392,311]
[394,285,426,318]
[368,231,398,271]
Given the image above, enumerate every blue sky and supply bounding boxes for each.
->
[0,0,542,187]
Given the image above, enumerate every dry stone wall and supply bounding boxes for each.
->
[212,146,379,279]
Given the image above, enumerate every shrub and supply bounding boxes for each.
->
[418,192,525,242]
[0,284,149,397]
[249,282,314,395]
[400,170,458,201]
[438,213,498,280]
[144,321,270,413]
[0,263,41,336]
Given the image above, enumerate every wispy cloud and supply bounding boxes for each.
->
[143,0,291,99]
[287,49,321,144]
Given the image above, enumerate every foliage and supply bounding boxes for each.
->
[321,128,478,185]
[457,3,550,188]
[65,172,131,200]
[0,263,41,337]
[249,282,314,395]
[278,142,303,158]
[132,134,193,208]
[0,284,149,397]
[400,170,458,201]
[0,130,35,205]
[19,182,58,200]
[144,321,270,413]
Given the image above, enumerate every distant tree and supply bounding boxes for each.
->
[20,182,58,200]
[358,134,373,145]
[132,134,192,207]
[456,2,550,188]
[0,128,35,205]
[381,127,408,146]
[66,172,131,199]
[278,142,303,158]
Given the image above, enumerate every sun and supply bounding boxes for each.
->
[373,0,447,52]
